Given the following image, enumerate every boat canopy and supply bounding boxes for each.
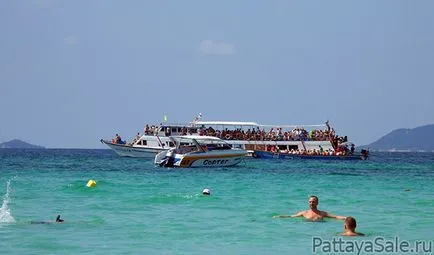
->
[171,135,222,141]
[260,124,326,128]
[193,121,260,127]
[169,136,231,151]
[192,121,326,129]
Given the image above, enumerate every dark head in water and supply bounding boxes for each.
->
[56,215,64,223]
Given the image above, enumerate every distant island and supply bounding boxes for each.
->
[362,124,434,152]
[0,139,45,149]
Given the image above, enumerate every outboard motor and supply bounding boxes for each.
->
[165,148,176,167]
[158,148,176,167]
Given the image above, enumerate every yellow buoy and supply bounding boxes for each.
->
[86,179,96,187]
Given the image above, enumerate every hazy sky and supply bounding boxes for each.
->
[1,0,433,148]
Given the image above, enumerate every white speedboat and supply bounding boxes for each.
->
[100,131,178,157]
[154,136,246,168]
[100,138,167,157]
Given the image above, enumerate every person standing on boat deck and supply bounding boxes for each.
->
[350,144,355,154]
[273,195,346,221]
[340,217,364,236]
[134,132,141,143]
[113,134,121,144]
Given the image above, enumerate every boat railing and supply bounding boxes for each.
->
[140,121,349,144]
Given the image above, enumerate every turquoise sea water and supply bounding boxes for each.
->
[1,149,433,254]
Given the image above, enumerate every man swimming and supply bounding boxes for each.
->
[340,216,364,236]
[273,195,346,221]
[31,215,64,224]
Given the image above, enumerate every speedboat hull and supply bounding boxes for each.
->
[156,151,245,168]
[177,153,245,167]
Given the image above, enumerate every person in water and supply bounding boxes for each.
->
[55,215,64,223]
[273,195,346,221]
[340,216,364,236]
[31,215,64,224]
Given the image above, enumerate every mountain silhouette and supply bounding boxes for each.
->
[363,124,434,151]
[0,139,45,149]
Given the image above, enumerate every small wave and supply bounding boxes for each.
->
[327,172,363,177]
[0,179,16,223]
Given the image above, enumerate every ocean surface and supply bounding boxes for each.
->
[1,149,433,255]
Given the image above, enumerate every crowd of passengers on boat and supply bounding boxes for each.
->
[140,123,349,145]
[264,144,355,156]
[110,122,351,146]
[143,124,335,141]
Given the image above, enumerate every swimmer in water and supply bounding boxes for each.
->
[273,195,346,221]
[55,215,64,223]
[31,215,64,224]
[340,216,364,236]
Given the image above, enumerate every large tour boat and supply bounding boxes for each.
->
[101,114,366,159]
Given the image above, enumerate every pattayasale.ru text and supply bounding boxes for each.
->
[312,236,433,254]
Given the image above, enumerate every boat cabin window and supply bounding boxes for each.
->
[137,140,147,146]
[232,144,243,149]
[277,145,287,150]
[282,145,298,150]
[165,127,171,136]
[289,145,298,150]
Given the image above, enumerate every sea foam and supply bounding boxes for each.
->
[0,179,16,223]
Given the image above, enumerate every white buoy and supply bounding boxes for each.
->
[202,188,210,195]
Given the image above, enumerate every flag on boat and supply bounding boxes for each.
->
[193,113,203,122]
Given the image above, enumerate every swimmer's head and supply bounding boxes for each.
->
[344,217,357,230]
[202,188,210,195]
[56,215,64,223]
[308,195,319,209]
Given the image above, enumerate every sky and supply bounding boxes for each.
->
[1,0,433,148]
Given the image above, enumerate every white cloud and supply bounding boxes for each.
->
[198,40,235,56]
[63,36,79,45]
